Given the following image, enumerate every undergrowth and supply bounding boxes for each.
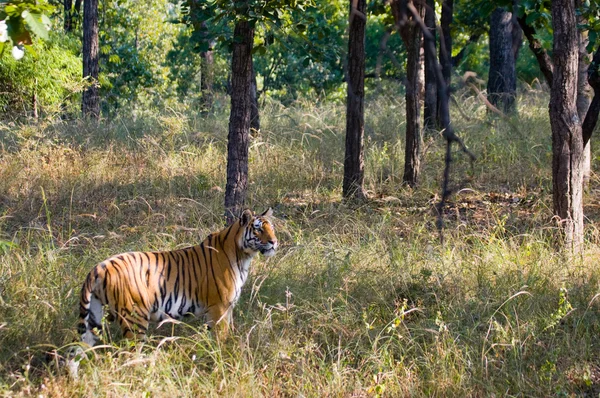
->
[1,89,600,396]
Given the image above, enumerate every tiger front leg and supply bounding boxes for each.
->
[117,310,150,341]
[206,305,233,341]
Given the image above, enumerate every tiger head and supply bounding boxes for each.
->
[239,208,278,257]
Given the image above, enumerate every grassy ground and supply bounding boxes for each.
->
[1,89,600,396]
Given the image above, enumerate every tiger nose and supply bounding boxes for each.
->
[269,239,278,249]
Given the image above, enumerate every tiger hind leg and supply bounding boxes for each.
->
[79,294,103,347]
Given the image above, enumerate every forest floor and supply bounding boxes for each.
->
[1,89,600,396]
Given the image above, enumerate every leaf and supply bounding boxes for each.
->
[526,11,541,25]
[22,11,49,40]
[302,56,310,67]
[252,44,266,55]
[296,23,306,32]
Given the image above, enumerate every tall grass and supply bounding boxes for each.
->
[1,89,600,396]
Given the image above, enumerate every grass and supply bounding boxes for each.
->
[1,89,600,396]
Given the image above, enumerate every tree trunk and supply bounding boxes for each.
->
[73,0,82,29]
[64,0,73,32]
[399,0,425,186]
[225,19,254,224]
[437,0,453,126]
[423,0,437,131]
[343,0,367,199]
[82,0,100,119]
[583,48,600,146]
[488,7,517,114]
[550,0,584,252]
[511,0,523,61]
[200,44,214,112]
[250,62,260,133]
[575,2,592,187]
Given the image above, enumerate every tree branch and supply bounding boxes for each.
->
[583,46,600,145]
[406,2,475,243]
[517,16,553,87]
[452,33,481,67]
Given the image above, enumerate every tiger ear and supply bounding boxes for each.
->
[261,208,273,218]
[240,209,253,226]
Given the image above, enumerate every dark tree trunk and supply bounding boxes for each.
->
[437,0,453,126]
[343,0,367,199]
[488,7,517,113]
[73,0,82,28]
[399,1,425,186]
[64,0,73,32]
[250,62,260,133]
[518,16,553,87]
[423,0,437,131]
[200,45,214,112]
[82,0,99,119]
[225,19,254,224]
[550,0,584,252]
[583,48,600,146]
[187,2,215,113]
[511,0,523,61]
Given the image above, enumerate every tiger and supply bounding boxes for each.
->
[78,208,278,346]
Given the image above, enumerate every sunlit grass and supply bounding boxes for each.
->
[1,89,600,396]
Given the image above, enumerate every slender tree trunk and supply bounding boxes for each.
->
[583,48,600,146]
[225,19,254,224]
[423,0,437,131]
[437,0,453,126]
[250,62,260,133]
[488,7,517,114]
[550,0,584,252]
[73,0,82,29]
[575,1,592,187]
[511,0,523,61]
[64,0,73,32]
[82,0,100,119]
[200,44,214,112]
[343,0,367,199]
[398,0,425,186]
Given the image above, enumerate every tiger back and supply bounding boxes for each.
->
[78,208,278,346]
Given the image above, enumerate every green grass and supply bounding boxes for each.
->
[1,90,600,396]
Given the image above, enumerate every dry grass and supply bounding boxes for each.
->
[1,89,600,396]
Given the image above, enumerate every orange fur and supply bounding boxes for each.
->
[78,209,278,345]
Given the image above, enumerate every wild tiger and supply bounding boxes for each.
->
[78,208,278,346]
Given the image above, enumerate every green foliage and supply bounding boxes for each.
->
[0,0,53,57]
[1,93,600,395]
[0,31,82,119]
[96,0,185,112]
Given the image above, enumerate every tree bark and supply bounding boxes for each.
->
[575,2,592,186]
[64,0,73,32]
[488,7,517,114]
[550,0,584,252]
[250,62,260,133]
[423,0,437,131]
[225,19,254,224]
[392,0,425,186]
[200,45,215,112]
[438,0,453,126]
[511,0,523,61]
[73,0,82,29]
[343,0,367,199]
[583,48,600,146]
[82,0,100,119]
